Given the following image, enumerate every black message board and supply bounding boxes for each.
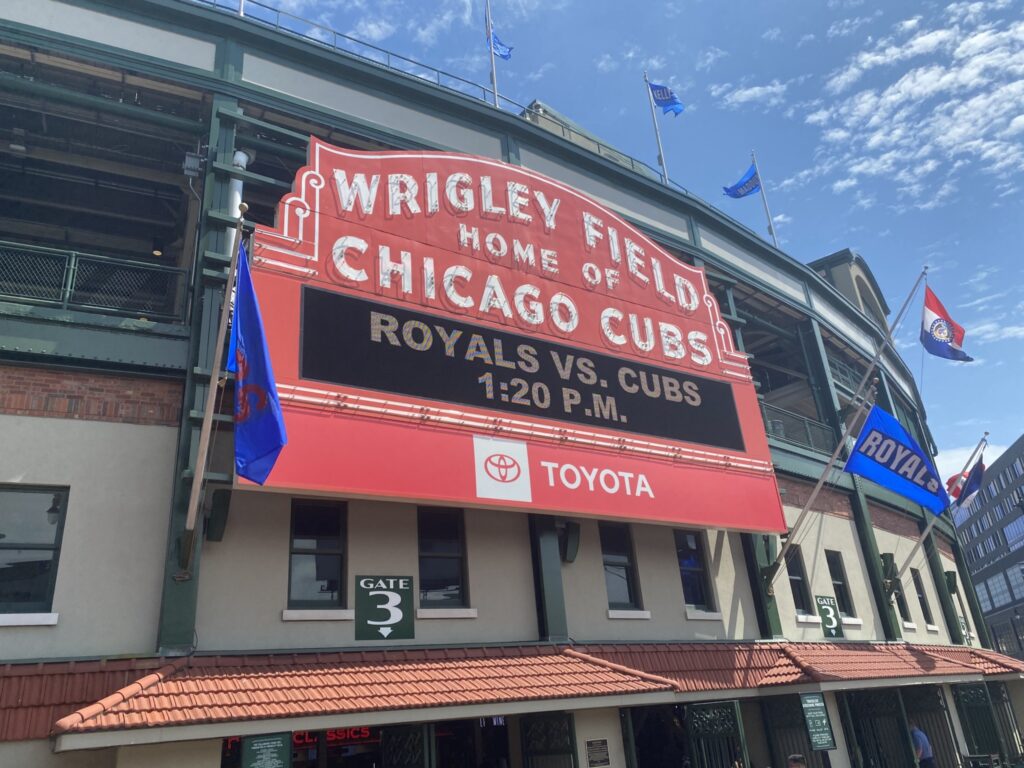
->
[301,288,744,450]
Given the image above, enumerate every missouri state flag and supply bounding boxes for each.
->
[920,286,973,362]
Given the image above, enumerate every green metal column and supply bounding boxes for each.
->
[796,319,843,434]
[742,532,783,638]
[529,515,569,642]
[922,520,965,644]
[953,539,993,648]
[850,478,903,642]
[156,90,240,653]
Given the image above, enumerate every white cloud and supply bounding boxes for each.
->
[798,33,816,47]
[772,213,792,224]
[350,17,395,42]
[526,62,554,82]
[935,443,1006,480]
[643,56,667,71]
[827,13,881,39]
[413,10,458,45]
[958,291,1009,309]
[833,177,858,192]
[763,27,782,41]
[595,53,619,73]
[826,27,958,93]
[897,16,923,33]
[971,322,1024,343]
[696,47,728,71]
[710,79,789,109]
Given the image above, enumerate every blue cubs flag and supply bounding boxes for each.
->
[489,32,512,60]
[844,406,950,514]
[226,243,287,484]
[723,163,761,198]
[649,83,685,116]
[921,286,973,362]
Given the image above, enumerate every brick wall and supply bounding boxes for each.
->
[0,364,183,427]
[777,476,853,517]
[869,503,921,539]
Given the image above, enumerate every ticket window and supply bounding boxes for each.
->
[221,727,382,768]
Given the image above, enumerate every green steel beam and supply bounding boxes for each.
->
[851,477,903,641]
[742,532,782,638]
[528,515,569,642]
[953,538,993,648]
[923,521,965,644]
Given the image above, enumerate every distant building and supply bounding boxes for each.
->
[955,432,1024,656]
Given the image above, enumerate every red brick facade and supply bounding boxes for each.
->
[869,503,921,539]
[777,476,853,518]
[0,364,182,427]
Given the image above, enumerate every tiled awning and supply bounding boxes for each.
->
[2,641,1020,746]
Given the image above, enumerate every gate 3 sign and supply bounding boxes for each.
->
[249,139,785,532]
[355,576,414,640]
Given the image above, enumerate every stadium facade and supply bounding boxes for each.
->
[0,2,1023,767]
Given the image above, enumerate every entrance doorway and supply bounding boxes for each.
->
[630,702,749,768]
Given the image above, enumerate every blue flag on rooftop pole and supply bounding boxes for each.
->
[226,243,287,485]
[723,163,761,198]
[843,405,950,514]
[489,32,512,60]
[648,82,685,116]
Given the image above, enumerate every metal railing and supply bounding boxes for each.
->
[761,402,837,454]
[0,240,186,321]
[187,0,690,194]
[828,355,866,393]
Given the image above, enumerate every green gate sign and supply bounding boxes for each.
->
[815,595,844,639]
[355,575,414,640]
[242,733,290,768]
[800,693,837,751]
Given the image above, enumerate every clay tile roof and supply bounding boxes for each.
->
[576,643,811,691]
[912,644,1024,675]
[780,643,981,682]
[51,646,672,736]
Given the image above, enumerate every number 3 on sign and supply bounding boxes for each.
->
[367,590,403,627]
[815,595,844,639]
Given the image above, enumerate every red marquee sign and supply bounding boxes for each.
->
[249,138,784,532]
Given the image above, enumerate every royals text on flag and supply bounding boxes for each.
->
[844,405,950,514]
[227,243,287,485]
[723,163,760,198]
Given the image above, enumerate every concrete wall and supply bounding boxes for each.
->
[776,503,885,642]
[0,740,114,768]
[195,493,539,650]
[0,414,175,660]
[563,519,759,642]
[573,707,627,768]
[116,740,220,768]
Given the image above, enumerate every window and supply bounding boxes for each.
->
[600,522,641,610]
[894,579,913,623]
[288,500,346,608]
[675,530,713,610]
[1014,458,1023,478]
[910,569,935,625]
[825,550,856,617]
[987,573,1012,608]
[988,481,998,500]
[995,504,1005,521]
[418,507,467,607]
[1007,565,1024,601]
[786,545,813,615]
[977,582,993,612]
[0,487,68,613]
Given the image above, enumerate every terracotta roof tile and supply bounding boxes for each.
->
[50,647,671,736]
[913,644,1024,675]
[780,643,980,682]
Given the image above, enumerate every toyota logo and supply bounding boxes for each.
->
[484,453,522,483]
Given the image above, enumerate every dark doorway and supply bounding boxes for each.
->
[630,702,748,768]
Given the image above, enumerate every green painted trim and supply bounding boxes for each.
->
[211,160,292,189]
[923,522,965,644]
[741,532,783,638]
[504,135,521,165]
[798,319,842,432]
[953,538,993,648]
[528,515,569,642]
[850,477,902,641]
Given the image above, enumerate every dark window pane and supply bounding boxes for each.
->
[599,523,631,557]
[0,549,54,607]
[675,529,712,610]
[420,556,464,605]
[787,546,812,614]
[825,549,855,617]
[604,564,635,608]
[0,490,63,545]
[291,504,342,551]
[418,509,462,555]
[912,569,934,624]
[681,572,708,609]
[289,553,342,605]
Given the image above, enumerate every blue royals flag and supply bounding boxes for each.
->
[723,163,761,198]
[844,406,950,514]
[489,32,512,60]
[649,82,685,116]
[226,243,287,485]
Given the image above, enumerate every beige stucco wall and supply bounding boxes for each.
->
[116,739,220,768]
[195,493,539,650]
[776,505,884,642]
[940,552,980,643]
[573,707,627,768]
[0,414,175,660]
[562,519,759,642]
[0,740,114,768]
[873,526,957,644]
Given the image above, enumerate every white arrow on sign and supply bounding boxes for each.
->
[378,627,393,637]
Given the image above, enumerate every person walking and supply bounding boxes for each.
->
[910,721,936,768]
[787,755,807,768]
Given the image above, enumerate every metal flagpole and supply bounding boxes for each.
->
[894,432,988,583]
[485,0,499,108]
[183,202,248,541]
[765,267,929,588]
[643,70,670,186]
[751,150,779,248]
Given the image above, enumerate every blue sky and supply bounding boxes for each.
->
[265,0,1022,476]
